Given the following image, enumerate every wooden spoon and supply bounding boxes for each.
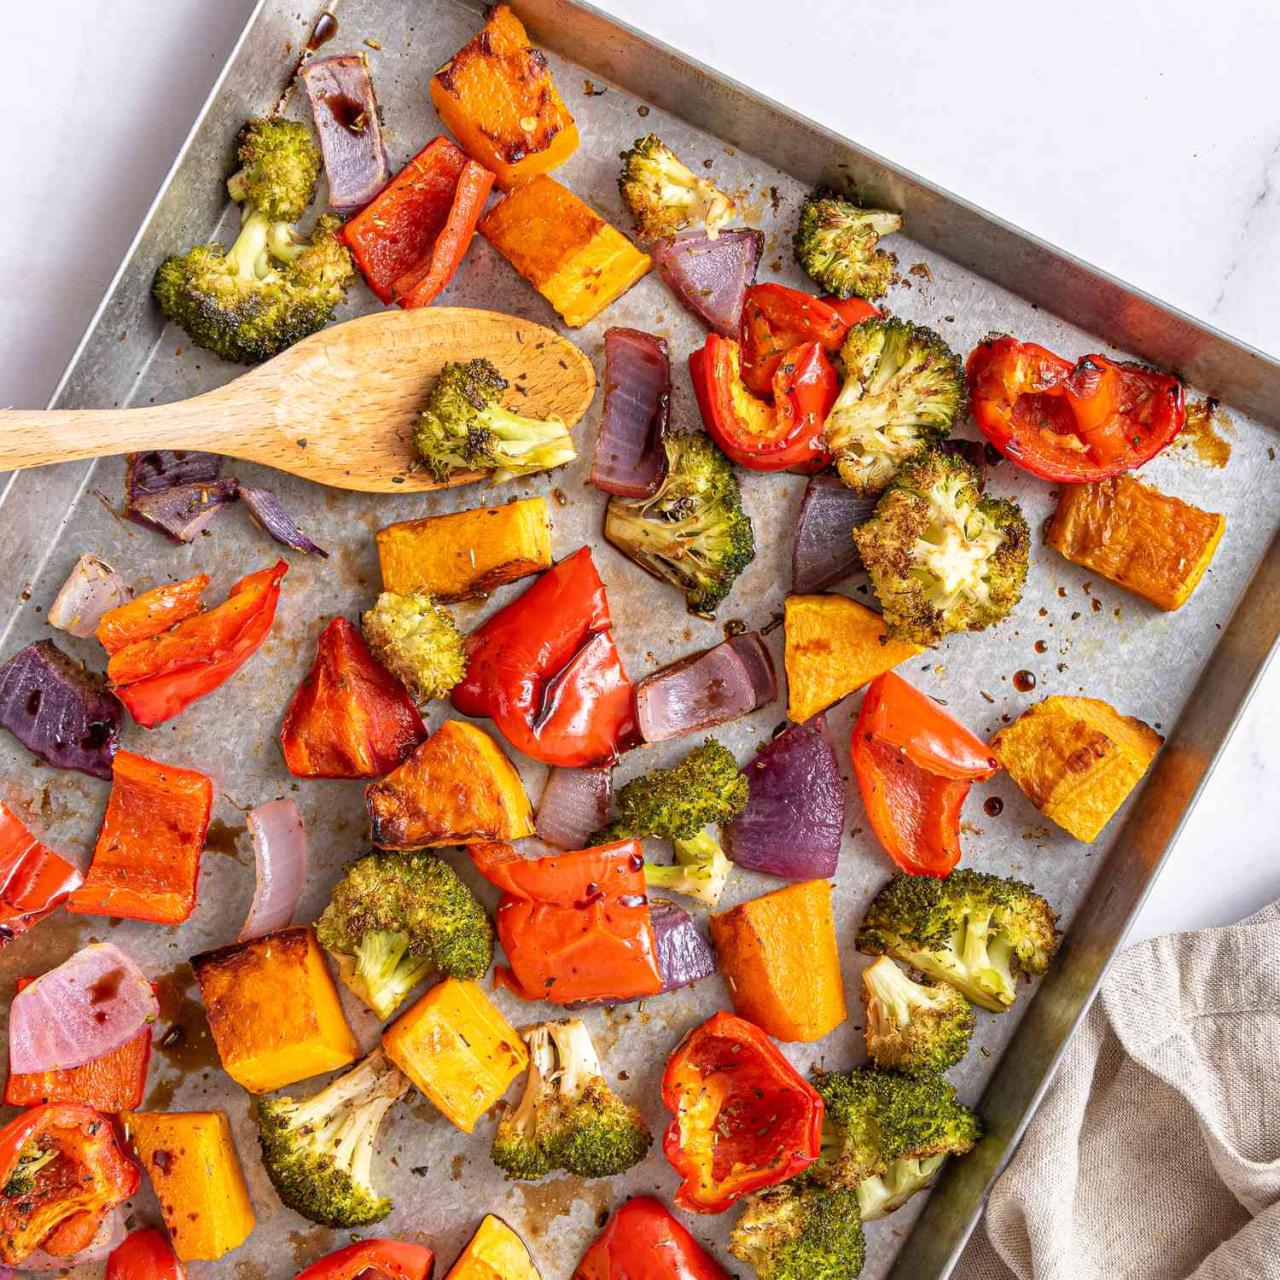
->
[0,308,596,493]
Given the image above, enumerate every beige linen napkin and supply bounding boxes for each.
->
[955,900,1280,1280]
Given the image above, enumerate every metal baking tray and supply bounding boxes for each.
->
[2,0,1278,1276]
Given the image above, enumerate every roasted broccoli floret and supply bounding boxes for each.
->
[603,432,756,616]
[257,1049,407,1227]
[316,851,493,1019]
[730,1180,866,1280]
[825,318,965,496]
[594,739,748,907]
[861,955,975,1076]
[853,447,1029,645]
[153,116,354,365]
[412,358,576,482]
[618,133,736,241]
[814,1067,980,1219]
[362,591,467,702]
[856,869,1060,1013]
[492,1019,651,1180]
[794,191,902,300]
[2,1145,57,1198]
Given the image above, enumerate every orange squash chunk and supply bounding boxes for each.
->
[446,1215,541,1280]
[430,4,578,190]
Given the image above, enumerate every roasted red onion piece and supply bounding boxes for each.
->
[19,1208,126,1272]
[239,799,309,941]
[726,716,845,879]
[125,449,223,497]
[0,640,121,779]
[301,52,390,212]
[635,633,775,742]
[48,554,131,638]
[537,766,613,850]
[590,328,670,498]
[125,479,238,543]
[9,942,158,1073]
[239,484,330,557]
[652,229,764,335]
[583,900,715,1007]
[792,472,878,594]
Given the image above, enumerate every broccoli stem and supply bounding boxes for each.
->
[224,209,274,281]
[644,828,732,907]
[864,955,926,1031]
[353,930,434,1021]
[480,404,575,474]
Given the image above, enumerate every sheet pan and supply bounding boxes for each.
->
[1,0,1278,1275]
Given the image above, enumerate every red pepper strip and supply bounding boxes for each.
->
[851,672,999,878]
[738,282,879,396]
[690,336,836,472]
[451,547,637,767]
[966,335,1185,483]
[0,802,83,944]
[67,749,214,925]
[292,1239,435,1280]
[106,1227,186,1280]
[341,135,495,308]
[0,1103,140,1266]
[280,617,426,778]
[107,562,287,727]
[574,1197,731,1280]
[96,575,209,656]
[472,839,663,1005]
[661,1009,824,1214]
[5,977,151,1111]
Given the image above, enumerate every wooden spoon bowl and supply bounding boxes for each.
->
[0,308,596,493]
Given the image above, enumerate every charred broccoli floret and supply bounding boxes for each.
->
[618,133,736,241]
[814,1067,981,1219]
[603,432,755,617]
[861,956,975,1076]
[153,116,354,365]
[856,869,1060,1013]
[257,1049,407,1227]
[794,191,902,300]
[826,318,965,496]
[413,358,576,482]
[492,1019,651,1180]
[730,1180,866,1280]
[362,591,467,702]
[594,739,748,907]
[316,851,493,1019]
[2,1146,57,1199]
[854,448,1029,645]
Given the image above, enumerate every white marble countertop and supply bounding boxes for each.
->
[3,0,1278,943]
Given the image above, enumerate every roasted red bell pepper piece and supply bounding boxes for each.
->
[67,749,213,925]
[105,561,287,727]
[293,1239,435,1280]
[851,671,999,878]
[690,335,836,472]
[661,1009,824,1213]
[5,977,151,1112]
[0,1102,140,1265]
[280,617,426,778]
[451,547,637,767]
[96,575,209,655]
[574,1197,730,1280]
[341,135,495,309]
[472,839,663,1004]
[966,335,1185,482]
[0,802,83,944]
[106,1227,186,1280]
[738,282,878,396]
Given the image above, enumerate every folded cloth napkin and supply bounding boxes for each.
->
[955,899,1280,1280]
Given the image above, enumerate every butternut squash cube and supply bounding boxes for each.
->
[446,1214,541,1280]
[784,594,923,723]
[382,978,528,1132]
[191,926,358,1094]
[990,695,1163,843]
[122,1110,255,1262]
[710,880,847,1043]
[377,497,552,602]
[429,4,579,191]
[366,719,534,849]
[480,176,651,327]
[1046,473,1225,611]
